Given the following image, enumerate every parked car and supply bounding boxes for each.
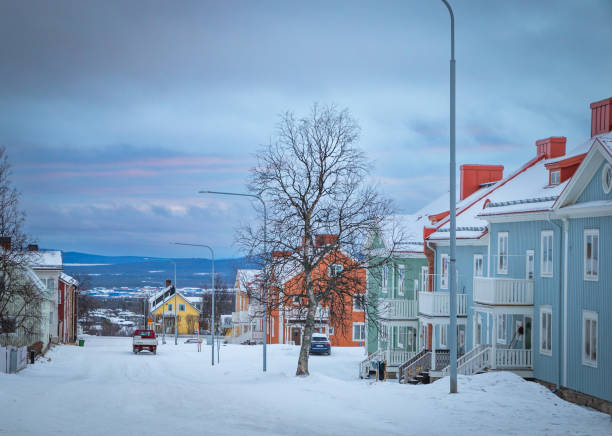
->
[133,329,158,354]
[309,333,331,355]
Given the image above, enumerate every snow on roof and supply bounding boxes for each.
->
[59,272,79,286]
[25,250,63,270]
[235,269,262,290]
[185,296,202,305]
[548,131,612,165]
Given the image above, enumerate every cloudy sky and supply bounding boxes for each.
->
[1,0,611,258]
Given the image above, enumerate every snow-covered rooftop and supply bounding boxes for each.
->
[59,272,79,286]
[25,250,63,270]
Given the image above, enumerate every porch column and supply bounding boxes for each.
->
[491,314,497,369]
[431,323,437,370]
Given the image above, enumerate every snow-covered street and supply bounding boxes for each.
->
[0,336,610,436]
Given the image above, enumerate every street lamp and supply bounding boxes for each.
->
[199,190,268,372]
[441,0,458,394]
[172,242,217,366]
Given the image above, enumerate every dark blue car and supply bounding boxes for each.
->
[309,333,331,355]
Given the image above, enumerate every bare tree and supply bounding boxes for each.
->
[0,147,47,347]
[239,104,400,376]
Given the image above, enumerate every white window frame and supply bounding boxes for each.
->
[328,326,334,336]
[292,296,300,305]
[352,294,364,312]
[352,322,365,342]
[329,264,343,277]
[440,324,448,348]
[397,326,404,348]
[440,254,449,289]
[397,265,405,296]
[381,264,388,293]
[602,163,612,194]
[413,279,418,294]
[420,266,428,292]
[496,314,506,344]
[540,306,552,356]
[58,289,62,305]
[541,230,554,278]
[473,254,484,277]
[167,304,173,312]
[497,232,508,274]
[582,311,598,367]
[550,170,560,185]
[584,229,599,281]
[178,304,186,312]
[526,250,535,280]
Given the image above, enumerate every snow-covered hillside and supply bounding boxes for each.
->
[0,337,609,435]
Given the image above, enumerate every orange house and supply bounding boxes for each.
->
[265,239,366,347]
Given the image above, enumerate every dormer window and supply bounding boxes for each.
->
[550,170,560,185]
[329,264,343,277]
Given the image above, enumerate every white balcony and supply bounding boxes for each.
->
[418,292,467,317]
[285,306,329,321]
[473,277,533,306]
[231,310,249,323]
[378,299,417,320]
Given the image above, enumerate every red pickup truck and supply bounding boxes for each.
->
[133,330,158,354]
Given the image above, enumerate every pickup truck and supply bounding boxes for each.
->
[133,329,158,354]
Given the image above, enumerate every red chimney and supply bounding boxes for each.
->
[590,97,612,137]
[460,165,504,200]
[165,279,172,288]
[0,237,10,251]
[536,137,566,160]
[315,234,338,247]
[423,227,436,240]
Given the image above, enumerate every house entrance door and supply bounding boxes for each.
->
[292,328,301,345]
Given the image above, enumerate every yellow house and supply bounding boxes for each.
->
[151,288,200,336]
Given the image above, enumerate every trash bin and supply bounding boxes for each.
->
[378,361,386,381]
[78,339,85,347]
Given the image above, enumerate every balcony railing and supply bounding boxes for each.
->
[378,299,417,320]
[473,277,533,305]
[285,306,329,321]
[418,292,467,317]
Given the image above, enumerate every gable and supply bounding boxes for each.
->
[575,161,612,204]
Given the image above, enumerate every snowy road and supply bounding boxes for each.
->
[0,336,610,436]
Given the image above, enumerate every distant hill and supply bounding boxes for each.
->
[62,251,260,289]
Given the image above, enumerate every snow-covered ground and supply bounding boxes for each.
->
[0,337,610,436]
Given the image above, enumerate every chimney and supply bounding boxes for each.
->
[315,234,338,248]
[590,97,612,137]
[423,227,436,240]
[0,237,11,251]
[536,137,566,160]
[460,165,504,200]
[165,279,171,288]
[27,244,38,251]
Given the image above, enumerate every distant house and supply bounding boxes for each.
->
[58,273,78,343]
[231,269,263,343]
[149,280,200,335]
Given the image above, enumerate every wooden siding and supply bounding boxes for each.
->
[576,161,612,204]
[565,216,612,402]
[489,220,561,385]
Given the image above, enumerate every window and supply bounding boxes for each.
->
[440,324,448,348]
[329,264,343,277]
[353,294,364,312]
[352,322,365,341]
[582,311,597,367]
[602,163,612,194]
[526,250,535,280]
[473,254,484,277]
[167,304,173,312]
[584,229,599,281]
[497,314,506,344]
[541,231,554,277]
[45,278,55,291]
[381,265,388,293]
[178,304,186,312]
[0,316,17,335]
[398,326,404,348]
[440,254,449,289]
[540,307,552,356]
[497,232,508,274]
[292,296,300,305]
[58,289,62,305]
[550,170,560,185]
[398,265,405,296]
[421,266,428,292]
[328,326,334,336]
[413,279,418,294]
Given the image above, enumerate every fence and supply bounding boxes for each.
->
[0,345,28,374]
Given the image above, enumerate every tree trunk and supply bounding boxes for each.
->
[296,298,317,376]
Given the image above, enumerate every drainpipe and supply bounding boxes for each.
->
[562,217,569,387]
[548,214,563,390]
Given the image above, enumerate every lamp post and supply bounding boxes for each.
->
[441,0,458,394]
[199,190,268,372]
[172,242,217,366]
